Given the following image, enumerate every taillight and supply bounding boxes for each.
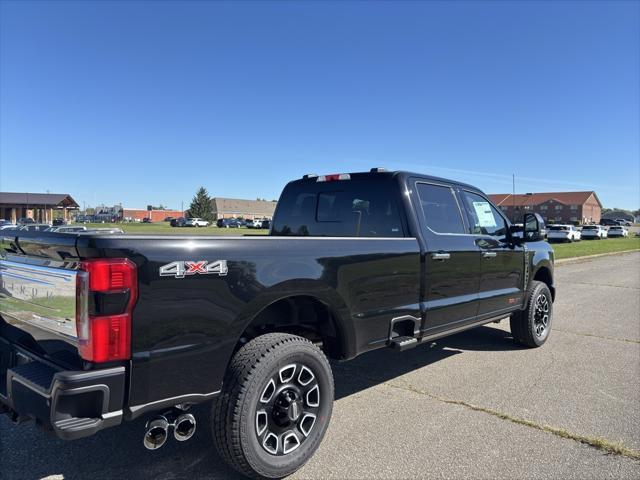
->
[76,259,137,363]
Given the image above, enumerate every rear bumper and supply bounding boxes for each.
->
[0,337,125,440]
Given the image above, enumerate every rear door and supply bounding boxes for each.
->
[459,190,525,317]
[411,180,481,333]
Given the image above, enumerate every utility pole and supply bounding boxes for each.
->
[512,173,516,223]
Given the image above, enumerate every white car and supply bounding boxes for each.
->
[185,217,210,227]
[607,226,629,238]
[547,224,581,242]
[581,225,607,240]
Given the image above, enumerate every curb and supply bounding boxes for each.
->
[555,249,640,266]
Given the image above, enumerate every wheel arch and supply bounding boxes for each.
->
[532,264,555,301]
[233,290,356,362]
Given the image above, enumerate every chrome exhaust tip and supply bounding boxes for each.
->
[173,413,197,442]
[143,416,169,450]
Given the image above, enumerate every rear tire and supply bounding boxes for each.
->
[212,333,334,479]
[510,281,553,348]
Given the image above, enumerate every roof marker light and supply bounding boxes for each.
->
[316,173,351,182]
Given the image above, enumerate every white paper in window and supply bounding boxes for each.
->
[472,201,497,227]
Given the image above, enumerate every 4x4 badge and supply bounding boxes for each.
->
[159,260,228,278]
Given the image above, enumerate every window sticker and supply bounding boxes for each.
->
[472,201,497,228]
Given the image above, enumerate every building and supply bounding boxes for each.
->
[122,208,184,222]
[94,204,123,222]
[211,198,277,220]
[0,192,79,223]
[488,191,602,225]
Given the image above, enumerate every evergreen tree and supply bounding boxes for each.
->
[188,187,213,221]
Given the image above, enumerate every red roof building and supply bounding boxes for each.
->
[488,191,602,225]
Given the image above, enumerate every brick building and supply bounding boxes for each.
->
[488,191,602,225]
[122,208,184,222]
[211,198,277,220]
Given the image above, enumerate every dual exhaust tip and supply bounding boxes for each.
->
[143,412,196,450]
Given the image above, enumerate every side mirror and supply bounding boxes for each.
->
[523,213,545,242]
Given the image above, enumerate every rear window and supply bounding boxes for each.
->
[582,226,597,230]
[416,183,466,235]
[550,226,569,231]
[272,178,403,237]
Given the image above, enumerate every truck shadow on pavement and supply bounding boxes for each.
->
[2,325,520,480]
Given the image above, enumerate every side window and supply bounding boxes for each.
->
[461,191,507,238]
[415,183,466,234]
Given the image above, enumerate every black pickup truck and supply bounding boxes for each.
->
[0,169,554,479]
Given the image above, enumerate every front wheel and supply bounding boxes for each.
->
[213,333,334,479]
[510,281,553,347]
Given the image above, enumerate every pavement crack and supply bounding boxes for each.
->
[384,381,640,461]
[552,328,640,344]
[562,281,640,290]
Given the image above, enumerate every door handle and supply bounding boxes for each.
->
[431,252,451,261]
[482,251,497,258]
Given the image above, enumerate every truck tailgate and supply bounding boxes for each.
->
[0,231,84,370]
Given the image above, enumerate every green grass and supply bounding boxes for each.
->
[83,222,267,235]
[0,294,75,319]
[551,236,640,260]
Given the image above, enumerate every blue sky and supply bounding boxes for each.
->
[1,1,638,210]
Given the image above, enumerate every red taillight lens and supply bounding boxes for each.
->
[76,259,137,363]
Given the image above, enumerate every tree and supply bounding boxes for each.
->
[188,187,214,221]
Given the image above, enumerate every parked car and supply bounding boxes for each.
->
[616,219,632,227]
[216,218,240,228]
[248,218,264,229]
[185,217,210,227]
[52,218,67,226]
[606,226,629,237]
[164,216,175,222]
[261,219,271,230]
[170,217,188,227]
[600,218,620,226]
[142,217,153,223]
[0,169,556,478]
[547,224,581,242]
[580,225,607,239]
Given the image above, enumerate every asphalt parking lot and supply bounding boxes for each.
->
[1,252,639,480]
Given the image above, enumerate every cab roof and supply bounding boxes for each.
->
[296,169,481,193]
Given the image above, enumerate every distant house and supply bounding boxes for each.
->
[211,198,277,220]
[488,191,602,225]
